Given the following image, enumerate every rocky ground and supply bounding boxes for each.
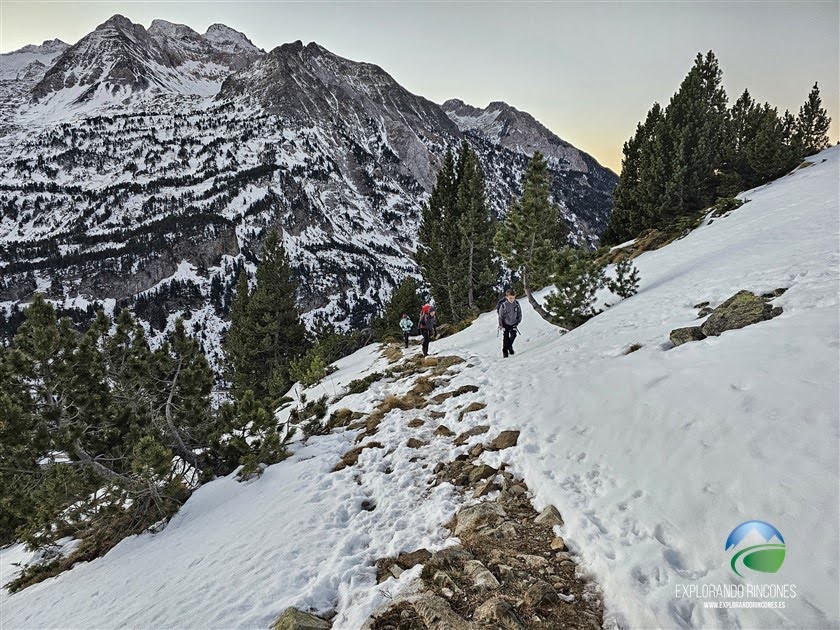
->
[273,343,604,630]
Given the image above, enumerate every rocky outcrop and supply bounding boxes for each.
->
[670,290,785,347]
[700,290,783,337]
[272,607,331,630]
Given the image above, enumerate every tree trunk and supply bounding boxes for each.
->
[467,241,475,309]
[73,443,145,491]
[163,359,201,471]
[522,267,554,324]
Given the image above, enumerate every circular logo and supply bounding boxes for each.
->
[725,520,786,577]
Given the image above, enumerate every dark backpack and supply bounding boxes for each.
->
[419,313,431,330]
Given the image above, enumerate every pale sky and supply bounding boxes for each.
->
[1,1,838,172]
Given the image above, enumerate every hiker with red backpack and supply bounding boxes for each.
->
[418,304,437,356]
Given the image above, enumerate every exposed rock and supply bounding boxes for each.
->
[426,546,474,571]
[412,594,478,629]
[458,402,487,422]
[407,418,424,428]
[697,306,714,318]
[453,425,490,445]
[333,441,383,471]
[473,479,500,499]
[524,580,561,608]
[397,549,431,569]
[272,607,331,630]
[669,326,706,346]
[430,385,480,404]
[406,437,426,449]
[464,560,501,591]
[518,554,550,570]
[487,430,520,451]
[468,464,497,485]
[473,597,524,628]
[700,290,783,337]
[550,537,568,551]
[434,425,455,437]
[454,502,507,538]
[469,443,484,458]
[534,505,563,527]
[432,570,461,594]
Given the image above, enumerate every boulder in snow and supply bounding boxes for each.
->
[487,430,521,451]
[669,326,706,346]
[700,290,783,337]
[272,607,330,630]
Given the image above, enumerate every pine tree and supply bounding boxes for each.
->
[604,104,665,244]
[149,318,214,471]
[225,270,251,395]
[796,82,831,155]
[659,51,729,219]
[494,152,558,322]
[417,148,464,322]
[372,276,424,339]
[456,143,500,312]
[545,247,607,329]
[225,231,307,403]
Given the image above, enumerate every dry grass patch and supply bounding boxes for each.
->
[382,344,404,363]
[409,375,437,396]
[380,391,428,413]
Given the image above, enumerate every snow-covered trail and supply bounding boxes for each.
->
[429,148,840,628]
[1,148,837,630]
[0,345,469,629]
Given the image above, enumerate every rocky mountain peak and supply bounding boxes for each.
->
[204,23,261,54]
[148,19,201,40]
[442,98,601,173]
[29,14,265,106]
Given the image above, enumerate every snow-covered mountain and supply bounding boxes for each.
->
[0,39,69,81]
[30,15,263,107]
[2,146,836,630]
[0,15,617,369]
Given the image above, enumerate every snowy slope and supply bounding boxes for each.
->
[0,40,69,81]
[1,148,837,629]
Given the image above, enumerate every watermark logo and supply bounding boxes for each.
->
[725,520,786,578]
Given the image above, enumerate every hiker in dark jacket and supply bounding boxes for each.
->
[497,288,522,358]
[418,306,437,356]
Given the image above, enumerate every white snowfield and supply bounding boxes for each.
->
[1,147,838,629]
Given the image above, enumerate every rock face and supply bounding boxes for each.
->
[0,15,618,373]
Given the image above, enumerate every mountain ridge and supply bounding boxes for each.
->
[0,14,617,371]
